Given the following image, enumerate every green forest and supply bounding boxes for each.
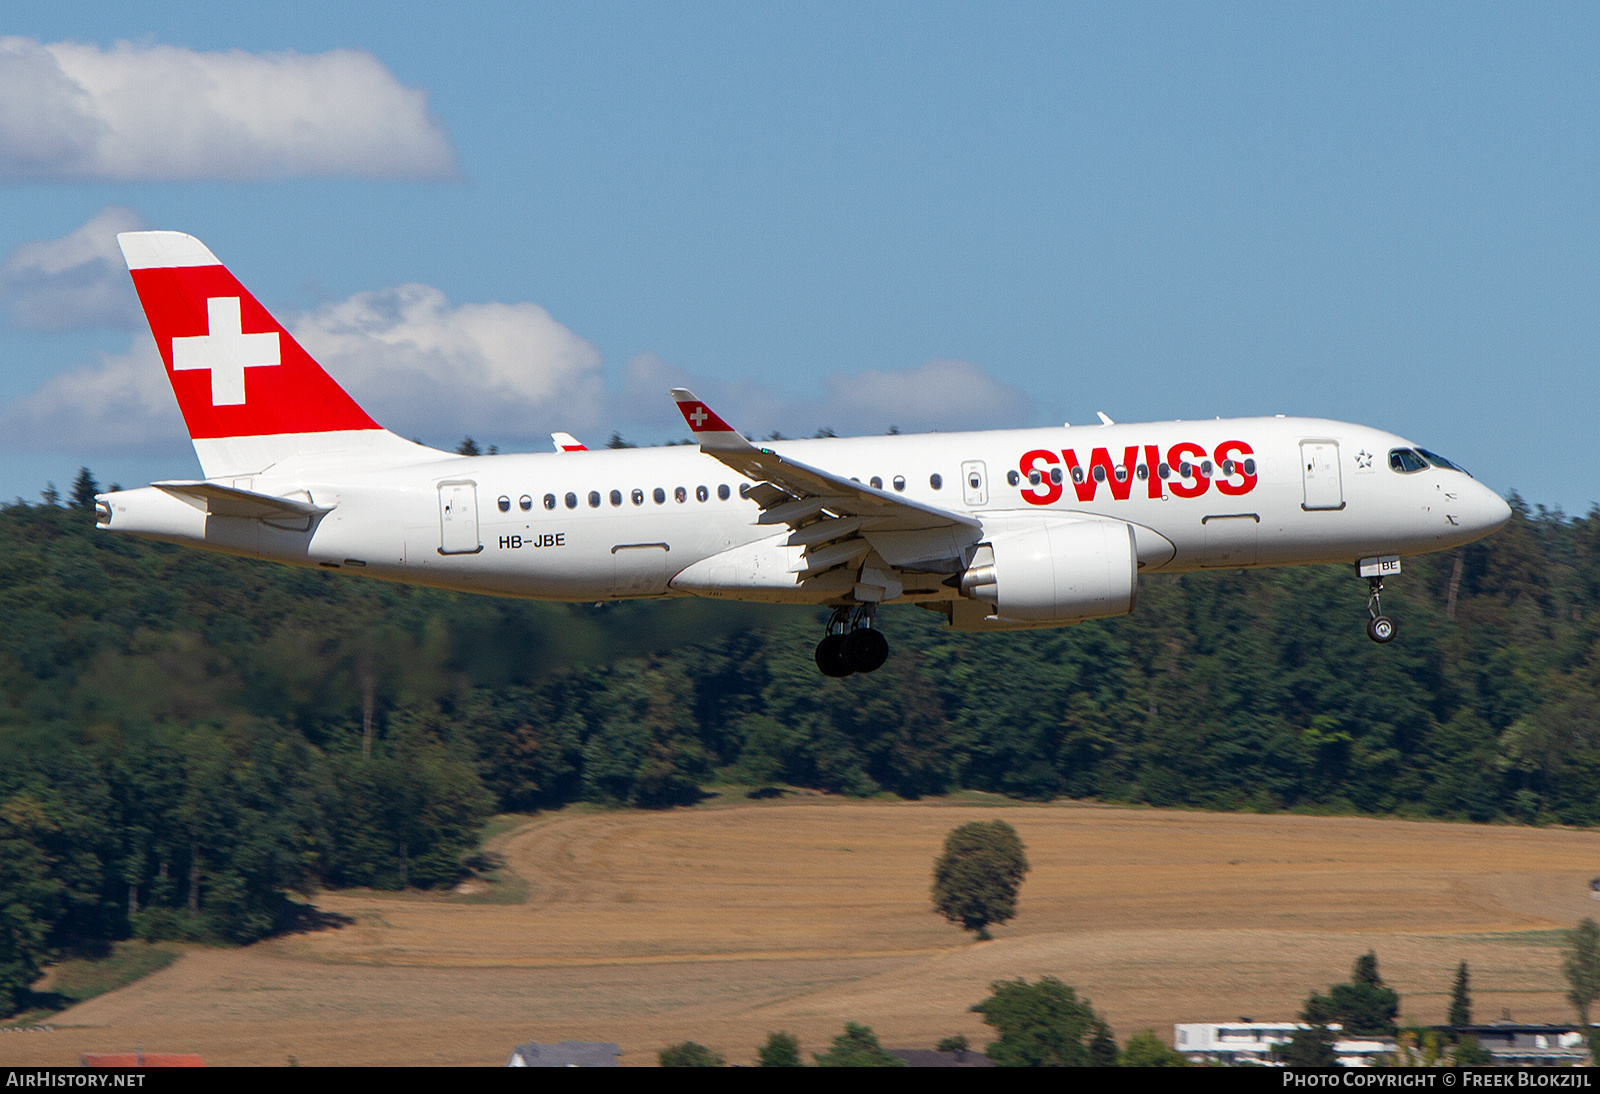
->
[1,477,1595,1013]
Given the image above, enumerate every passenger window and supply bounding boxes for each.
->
[610,490,623,507]
[1072,466,1085,484]
[1158,463,1170,480]
[675,486,687,503]
[870,476,883,490]
[738,484,751,498]
[564,492,577,509]
[1243,458,1257,476]
[497,496,510,512]
[696,485,708,502]
[1221,459,1235,476]
[1135,465,1148,481]
[1007,470,1020,486]
[1179,462,1193,478]
[632,489,644,506]
[1200,460,1213,478]
[893,476,906,492]
[519,495,532,511]
[654,488,666,504]
[930,474,942,489]
[1050,467,1063,485]
[1028,470,1041,486]
[717,484,730,500]
[588,491,601,508]
[969,474,980,489]
[1092,465,1106,482]
[544,494,556,510]
[1115,466,1128,482]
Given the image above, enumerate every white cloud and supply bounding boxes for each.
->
[0,37,457,181]
[290,284,608,441]
[1,277,1031,457]
[1,205,145,330]
[0,334,188,455]
[814,357,1034,435]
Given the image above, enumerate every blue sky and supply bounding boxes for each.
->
[0,3,1594,511]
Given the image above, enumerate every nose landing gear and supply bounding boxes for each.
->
[815,605,890,677]
[1365,576,1396,644]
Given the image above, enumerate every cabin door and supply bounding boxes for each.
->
[438,481,482,554]
[1300,442,1344,511]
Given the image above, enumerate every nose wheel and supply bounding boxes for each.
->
[815,606,890,677]
[1365,577,1396,644]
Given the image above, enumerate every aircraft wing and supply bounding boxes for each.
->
[670,389,981,576]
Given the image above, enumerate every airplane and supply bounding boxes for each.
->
[95,230,1512,677]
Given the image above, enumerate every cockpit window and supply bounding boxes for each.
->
[1388,448,1429,474]
[1415,448,1470,476]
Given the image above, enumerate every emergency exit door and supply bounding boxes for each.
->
[438,481,482,554]
[1300,442,1344,511]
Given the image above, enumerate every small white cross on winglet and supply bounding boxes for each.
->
[171,297,281,406]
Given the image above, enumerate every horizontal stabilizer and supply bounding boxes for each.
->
[153,480,333,522]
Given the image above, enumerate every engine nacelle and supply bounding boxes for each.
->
[961,518,1138,624]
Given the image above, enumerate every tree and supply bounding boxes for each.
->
[1278,1025,1339,1067]
[1302,951,1400,1038]
[658,1041,724,1066]
[931,819,1029,940]
[974,977,1117,1067]
[455,437,480,456]
[1448,961,1472,1027]
[1562,918,1600,1043]
[70,468,99,511]
[757,1031,801,1067]
[0,796,67,1015]
[813,1022,903,1067]
[1119,1029,1187,1067]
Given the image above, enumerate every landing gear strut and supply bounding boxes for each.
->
[815,605,889,677]
[1365,577,1396,644]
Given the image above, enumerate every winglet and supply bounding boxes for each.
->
[670,388,752,452]
[551,432,587,453]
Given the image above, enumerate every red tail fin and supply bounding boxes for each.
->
[119,231,380,440]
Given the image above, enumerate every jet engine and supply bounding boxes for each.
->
[959,518,1138,624]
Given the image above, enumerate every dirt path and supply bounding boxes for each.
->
[7,799,1597,1066]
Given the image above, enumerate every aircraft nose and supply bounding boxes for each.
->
[1471,482,1512,536]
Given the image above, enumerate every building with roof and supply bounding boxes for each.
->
[81,1052,204,1067]
[1444,1025,1589,1067]
[506,1041,621,1067]
[1174,1022,1394,1067]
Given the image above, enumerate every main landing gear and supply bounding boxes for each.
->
[815,605,889,677]
[1365,576,1396,644]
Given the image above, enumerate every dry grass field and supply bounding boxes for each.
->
[7,796,1600,1066]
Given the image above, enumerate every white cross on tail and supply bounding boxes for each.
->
[690,406,709,427]
[171,297,280,406]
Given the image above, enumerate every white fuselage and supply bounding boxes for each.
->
[100,416,1510,611]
